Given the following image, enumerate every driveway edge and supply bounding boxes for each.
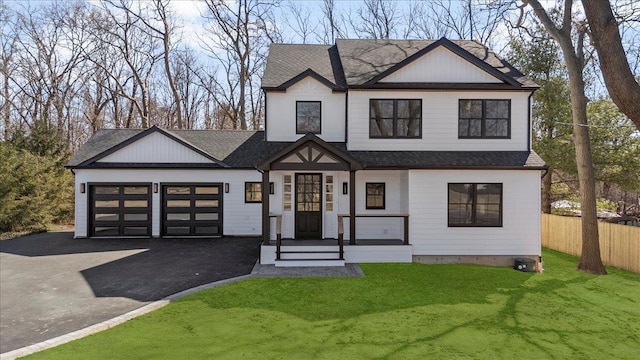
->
[0,274,252,360]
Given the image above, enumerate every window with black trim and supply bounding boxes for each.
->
[245,182,262,203]
[458,99,510,138]
[296,101,321,133]
[370,99,422,138]
[448,183,502,227]
[366,183,385,209]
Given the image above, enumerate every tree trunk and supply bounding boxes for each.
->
[582,0,640,131]
[526,0,606,274]
[2,65,9,140]
[562,47,606,274]
[542,168,552,214]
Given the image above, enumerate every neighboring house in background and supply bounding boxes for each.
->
[67,38,546,267]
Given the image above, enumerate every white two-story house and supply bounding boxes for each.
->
[68,38,545,267]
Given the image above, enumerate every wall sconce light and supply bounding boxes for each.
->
[80,183,86,194]
[153,183,158,193]
[224,183,230,193]
[269,182,274,194]
[342,182,348,195]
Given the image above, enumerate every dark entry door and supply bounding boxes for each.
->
[295,174,322,239]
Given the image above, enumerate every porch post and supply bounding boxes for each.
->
[349,170,356,245]
[262,170,270,244]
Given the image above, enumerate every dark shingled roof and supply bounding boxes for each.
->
[261,38,538,89]
[68,129,545,170]
[261,44,346,89]
[67,129,143,166]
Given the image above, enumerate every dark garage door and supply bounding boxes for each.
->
[162,184,223,236]
[89,184,152,237]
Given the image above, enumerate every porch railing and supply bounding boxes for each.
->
[270,214,282,260]
[338,214,410,245]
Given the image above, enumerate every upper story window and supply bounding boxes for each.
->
[370,99,422,138]
[458,99,510,139]
[448,183,502,227]
[296,101,321,134]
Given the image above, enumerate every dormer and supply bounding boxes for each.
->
[262,44,347,143]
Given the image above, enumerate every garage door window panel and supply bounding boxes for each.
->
[167,213,191,221]
[123,213,147,221]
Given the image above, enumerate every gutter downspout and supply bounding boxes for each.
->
[527,91,534,152]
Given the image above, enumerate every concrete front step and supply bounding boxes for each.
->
[274,259,346,267]
[279,251,341,260]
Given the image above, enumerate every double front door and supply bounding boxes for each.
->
[295,173,322,239]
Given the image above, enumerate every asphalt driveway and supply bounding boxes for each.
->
[0,231,260,353]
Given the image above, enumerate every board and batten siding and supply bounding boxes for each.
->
[408,169,541,256]
[266,77,346,142]
[97,132,214,163]
[379,46,502,84]
[347,90,531,151]
[74,169,261,238]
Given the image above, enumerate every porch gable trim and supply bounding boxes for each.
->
[257,133,363,171]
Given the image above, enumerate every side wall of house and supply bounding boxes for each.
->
[347,90,531,151]
[74,169,262,238]
[408,169,541,256]
[266,77,346,142]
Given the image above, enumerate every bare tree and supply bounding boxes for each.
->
[522,0,606,274]
[317,0,347,44]
[115,0,184,129]
[172,48,208,129]
[0,1,20,140]
[10,1,89,148]
[353,0,399,39]
[201,0,280,130]
[407,0,511,46]
[282,1,316,44]
[90,0,163,128]
[582,0,640,131]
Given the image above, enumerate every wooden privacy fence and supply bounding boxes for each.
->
[541,214,640,273]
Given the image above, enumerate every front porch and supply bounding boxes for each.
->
[262,213,411,266]
[260,242,413,266]
[257,134,412,267]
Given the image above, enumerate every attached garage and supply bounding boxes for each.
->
[89,184,152,237]
[162,184,223,237]
[68,126,265,238]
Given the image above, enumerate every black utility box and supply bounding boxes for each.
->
[514,258,536,272]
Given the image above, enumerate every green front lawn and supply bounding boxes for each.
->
[26,249,640,359]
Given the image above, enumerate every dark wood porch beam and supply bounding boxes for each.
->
[350,170,356,245]
[262,170,270,244]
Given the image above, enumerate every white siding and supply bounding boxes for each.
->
[266,77,346,142]
[350,170,408,240]
[74,169,261,238]
[408,169,541,256]
[97,132,214,163]
[347,90,531,151]
[379,46,501,83]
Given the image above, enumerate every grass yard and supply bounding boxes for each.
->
[25,249,640,359]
